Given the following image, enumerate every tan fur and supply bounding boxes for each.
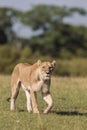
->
[10,60,56,114]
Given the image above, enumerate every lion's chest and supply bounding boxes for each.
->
[32,80,50,93]
[32,81,44,92]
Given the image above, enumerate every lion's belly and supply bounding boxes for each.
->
[21,81,49,93]
[21,82,43,92]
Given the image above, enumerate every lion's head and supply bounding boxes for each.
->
[37,60,56,80]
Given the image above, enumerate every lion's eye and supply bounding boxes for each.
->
[42,66,45,69]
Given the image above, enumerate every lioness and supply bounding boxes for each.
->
[10,60,56,114]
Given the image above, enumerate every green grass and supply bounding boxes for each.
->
[0,75,87,130]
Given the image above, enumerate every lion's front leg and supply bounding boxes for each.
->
[42,92,53,114]
[22,84,32,112]
[30,90,39,114]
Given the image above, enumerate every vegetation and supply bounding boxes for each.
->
[0,45,87,76]
[0,75,87,130]
[0,5,87,76]
[0,5,87,58]
[21,5,87,57]
[0,7,21,44]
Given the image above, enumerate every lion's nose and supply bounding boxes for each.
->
[49,66,53,71]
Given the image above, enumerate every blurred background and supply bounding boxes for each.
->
[0,0,87,76]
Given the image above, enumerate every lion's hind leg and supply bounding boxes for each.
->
[10,81,21,111]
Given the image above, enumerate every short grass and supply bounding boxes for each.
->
[0,75,87,130]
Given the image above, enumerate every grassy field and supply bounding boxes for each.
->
[0,75,87,130]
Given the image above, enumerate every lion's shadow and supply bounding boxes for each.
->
[17,108,87,116]
[51,110,87,116]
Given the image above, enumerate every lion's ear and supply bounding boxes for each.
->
[51,60,56,68]
[37,60,41,66]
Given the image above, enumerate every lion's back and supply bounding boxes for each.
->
[11,63,31,86]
